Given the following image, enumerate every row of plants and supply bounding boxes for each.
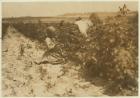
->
[2,12,138,95]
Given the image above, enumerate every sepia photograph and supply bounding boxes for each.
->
[1,1,138,97]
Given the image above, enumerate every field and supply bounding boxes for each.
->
[2,12,138,96]
[3,12,136,23]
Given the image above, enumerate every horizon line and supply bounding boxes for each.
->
[2,11,138,18]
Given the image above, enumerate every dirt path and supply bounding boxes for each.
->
[2,27,107,96]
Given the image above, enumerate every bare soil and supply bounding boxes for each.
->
[2,27,107,97]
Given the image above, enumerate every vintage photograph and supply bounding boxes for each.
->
[2,1,138,96]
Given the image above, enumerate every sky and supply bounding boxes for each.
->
[2,2,138,17]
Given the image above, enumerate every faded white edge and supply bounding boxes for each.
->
[0,0,139,98]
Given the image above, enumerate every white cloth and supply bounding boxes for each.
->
[75,19,93,37]
[45,37,55,49]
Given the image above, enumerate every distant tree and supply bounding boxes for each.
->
[89,13,101,25]
[60,20,64,26]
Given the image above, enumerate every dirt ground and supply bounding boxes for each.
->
[2,27,108,97]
